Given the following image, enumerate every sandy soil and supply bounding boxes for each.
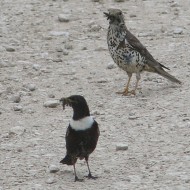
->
[1,0,190,189]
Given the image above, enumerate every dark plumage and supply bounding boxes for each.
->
[104,9,181,95]
[60,95,100,182]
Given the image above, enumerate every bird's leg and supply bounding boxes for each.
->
[130,73,141,95]
[85,157,98,180]
[73,164,83,182]
[117,73,132,96]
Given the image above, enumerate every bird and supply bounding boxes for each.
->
[104,9,181,95]
[59,95,100,182]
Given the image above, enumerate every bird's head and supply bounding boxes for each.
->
[104,9,125,26]
[60,95,90,120]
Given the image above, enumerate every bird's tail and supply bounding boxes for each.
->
[155,67,181,84]
[60,155,74,165]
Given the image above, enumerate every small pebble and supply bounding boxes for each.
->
[49,165,60,173]
[129,14,137,18]
[56,47,63,52]
[10,95,21,103]
[49,31,70,37]
[173,27,183,34]
[52,58,62,62]
[28,84,36,91]
[46,177,56,184]
[48,93,55,98]
[9,126,26,135]
[107,63,116,69]
[5,47,15,52]
[13,105,23,111]
[58,14,70,22]
[44,100,59,108]
[116,143,128,151]
[64,43,73,50]
[32,64,41,71]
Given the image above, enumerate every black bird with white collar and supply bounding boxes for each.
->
[60,95,100,182]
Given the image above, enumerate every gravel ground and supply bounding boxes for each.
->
[0,0,190,189]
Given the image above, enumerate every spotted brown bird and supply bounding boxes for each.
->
[104,9,181,95]
[60,95,99,182]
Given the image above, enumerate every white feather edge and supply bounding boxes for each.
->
[70,116,94,131]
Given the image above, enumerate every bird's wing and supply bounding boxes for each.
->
[65,125,80,155]
[84,120,99,154]
[125,29,169,70]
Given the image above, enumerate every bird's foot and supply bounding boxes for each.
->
[85,173,98,180]
[74,176,84,182]
[129,90,136,95]
[116,90,129,96]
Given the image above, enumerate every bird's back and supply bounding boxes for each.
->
[107,25,149,73]
[66,121,99,159]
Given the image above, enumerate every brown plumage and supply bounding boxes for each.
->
[104,9,181,95]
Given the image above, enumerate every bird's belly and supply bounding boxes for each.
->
[110,48,145,73]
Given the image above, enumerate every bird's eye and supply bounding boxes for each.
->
[118,12,122,15]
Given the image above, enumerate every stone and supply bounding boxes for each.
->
[46,177,56,184]
[44,100,59,108]
[49,31,70,37]
[5,46,15,52]
[10,95,21,103]
[116,143,128,151]
[64,43,73,50]
[58,14,70,22]
[129,14,137,18]
[48,93,55,98]
[114,0,125,2]
[28,84,36,91]
[32,64,41,71]
[173,28,183,34]
[49,165,60,173]
[52,58,62,62]
[9,126,26,135]
[13,105,23,111]
[107,63,116,69]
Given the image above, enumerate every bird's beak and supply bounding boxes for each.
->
[104,12,110,20]
[60,97,72,110]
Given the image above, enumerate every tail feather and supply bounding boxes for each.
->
[156,67,181,84]
[60,155,73,165]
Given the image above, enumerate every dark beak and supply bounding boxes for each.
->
[104,12,110,20]
[60,97,71,110]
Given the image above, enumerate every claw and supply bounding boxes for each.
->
[85,173,98,180]
[74,176,84,182]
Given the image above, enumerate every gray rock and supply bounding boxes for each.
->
[5,46,15,52]
[9,126,26,135]
[129,14,137,18]
[10,95,21,103]
[114,0,125,2]
[64,43,73,50]
[62,50,69,55]
[49,165,60,173]
[28,84,36,91]
[116,143,128,151]
[56,47,63,52]
[52,58,62,62]
[32,64,41,71]
[13,105,23,111]
[44,100,59,108]
[48,93,55,98]
[107,63,116,69]
[46,177,56,184]
[58,14,70,22]
[0,61,8,68]
[49,31,70,37]
[173,28,183,34]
